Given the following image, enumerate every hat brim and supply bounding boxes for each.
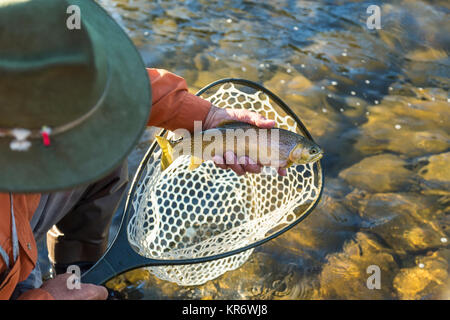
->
[0,0,151,193]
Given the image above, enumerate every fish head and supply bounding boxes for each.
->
[289,139,323,164]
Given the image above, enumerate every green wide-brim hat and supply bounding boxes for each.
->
[0,0,151,192]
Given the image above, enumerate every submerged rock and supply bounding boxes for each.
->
[318,232,399,299]
[355,94,450,157]
[106,268,151,293]
[393,249,450,300]
[406,48,448,62]
[339,154,417,193]
[418,152,450,200]
[419,152,450,183]
[352,192,446,255]
[263,72,313,95]
[271,192,361,256]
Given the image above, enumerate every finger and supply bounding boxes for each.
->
[253,117,276,129]
[97,286,109,300]
[225,151,246,176]
[278,167,287,176]
[240,156,262,174]
[212,155,228,170]
[82,284,108,300]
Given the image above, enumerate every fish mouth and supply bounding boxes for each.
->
[294,152,323,165]
[312,152,324,162]
[301,152,324,164]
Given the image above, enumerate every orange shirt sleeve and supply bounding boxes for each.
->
[146,68,211,132]
[0,193,42,300]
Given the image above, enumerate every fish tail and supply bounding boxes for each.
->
[155,136,175,171]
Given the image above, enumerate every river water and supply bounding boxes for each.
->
[94,0,449,299]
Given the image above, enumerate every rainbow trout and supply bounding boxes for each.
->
[155,121,323,171]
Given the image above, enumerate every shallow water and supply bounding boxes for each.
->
[96,0,449,299]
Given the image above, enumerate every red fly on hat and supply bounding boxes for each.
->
[41,126,52,147]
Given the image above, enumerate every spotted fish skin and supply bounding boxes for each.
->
[156,121,323,171]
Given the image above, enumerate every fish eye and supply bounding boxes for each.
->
[310,148,318,155]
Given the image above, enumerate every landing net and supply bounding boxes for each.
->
[126,81,323,285]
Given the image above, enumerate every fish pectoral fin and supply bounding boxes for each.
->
[188,156,204,170]
[284,160,294,169]
[155,136,174,171]
[216,119,240,126]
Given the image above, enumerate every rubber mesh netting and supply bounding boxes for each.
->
[126,82,322,286]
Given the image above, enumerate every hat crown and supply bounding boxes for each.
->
[0,0,107,130]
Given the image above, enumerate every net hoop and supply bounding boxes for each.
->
[124,78,324,285]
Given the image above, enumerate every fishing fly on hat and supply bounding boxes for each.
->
[0,0,151,192]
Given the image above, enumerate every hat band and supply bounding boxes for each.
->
[0,62,111,151]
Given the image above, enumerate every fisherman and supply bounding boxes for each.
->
[0,0,283,300]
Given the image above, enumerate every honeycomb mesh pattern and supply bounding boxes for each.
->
[127,83,321,286]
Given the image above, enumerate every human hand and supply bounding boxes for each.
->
[203,105,287,176]
[40,273,108,300]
